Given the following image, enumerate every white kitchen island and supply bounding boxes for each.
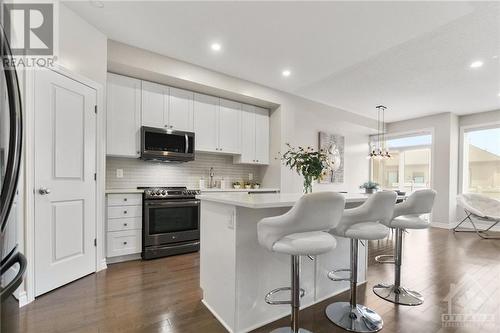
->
[198,192,376,333]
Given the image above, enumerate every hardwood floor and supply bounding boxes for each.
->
[18,228,500,333]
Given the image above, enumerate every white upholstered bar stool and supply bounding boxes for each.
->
[373,189,436,306]
[325,191,397,333]
[258,192,346,333]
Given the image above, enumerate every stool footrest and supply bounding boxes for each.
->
[374,254,395,264]
[265,287,305,305]
[327,268,351,282]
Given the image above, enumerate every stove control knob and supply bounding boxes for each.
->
[155,190,161,196]
[161,190,166,195]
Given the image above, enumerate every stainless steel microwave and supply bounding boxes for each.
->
[140,126,195,162]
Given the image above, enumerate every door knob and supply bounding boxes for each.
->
[38,187,51,195]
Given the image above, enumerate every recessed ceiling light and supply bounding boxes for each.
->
[493,55,499,59]
[282,69,291,77]
[470,60,483,68]
[89,0,104,8]
[211,43,221,52]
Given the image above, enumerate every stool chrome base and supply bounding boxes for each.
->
[372,283,423,306]
[270,328,312,333]
[325,302,383,333]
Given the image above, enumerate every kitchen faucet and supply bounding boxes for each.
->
[209,167,215,188]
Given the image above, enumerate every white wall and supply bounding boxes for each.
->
[57,3,107,86]
[107,40,377,194]
[386,112,459,225]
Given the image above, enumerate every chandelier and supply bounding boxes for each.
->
[368,105,392,159]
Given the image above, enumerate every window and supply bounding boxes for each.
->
[371,134,432,191]
[463,127,500,199]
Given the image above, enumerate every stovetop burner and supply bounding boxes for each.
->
[138,186,200,199]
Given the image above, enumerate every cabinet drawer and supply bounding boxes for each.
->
[107,193,142,206]
[107,217,142,232]
[108,205,142,219]
[107,230,141,258]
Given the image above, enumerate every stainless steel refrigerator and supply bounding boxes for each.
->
[0,22,26,332]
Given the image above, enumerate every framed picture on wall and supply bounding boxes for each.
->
[318,132,344,184]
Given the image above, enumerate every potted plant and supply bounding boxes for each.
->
[244,182,252,189]
[360,181,379,194]
[233,182,241,189]
[252,182,260,189]
[280,143,334,194]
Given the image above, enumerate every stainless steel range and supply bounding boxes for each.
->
[139,187,200,260]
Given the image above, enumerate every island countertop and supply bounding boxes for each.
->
[197,192,387,209]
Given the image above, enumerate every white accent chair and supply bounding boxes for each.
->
[258,192,345,333]
[454,193,500,239]
[373,189,436,306]
[325,191,397,333]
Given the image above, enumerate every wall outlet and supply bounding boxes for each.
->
[248,173,253,181]
[116,169,123,178]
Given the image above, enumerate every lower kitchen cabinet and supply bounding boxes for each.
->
[106,193,142,261]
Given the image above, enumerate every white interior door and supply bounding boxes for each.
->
[34,69,97,297]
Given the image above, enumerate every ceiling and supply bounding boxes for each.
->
[64,1,500,122]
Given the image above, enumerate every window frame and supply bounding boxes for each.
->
[369,128,435,191]
[459,122,500,196]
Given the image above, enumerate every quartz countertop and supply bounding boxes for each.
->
[197,192,380,209]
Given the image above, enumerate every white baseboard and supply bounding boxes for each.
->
[98,258,107,271]
[18,291,29,307]
[431,220,500,232]
[106,253,141,264]
[431,222,451,229]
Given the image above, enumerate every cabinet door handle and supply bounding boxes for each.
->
[123,223,128,226]
[123,210,127,214]
[123,241,128,245]
[123,198,127,201]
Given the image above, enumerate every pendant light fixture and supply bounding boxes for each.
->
[368,105,392,159]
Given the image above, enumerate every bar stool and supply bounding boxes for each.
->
[325,191,397,333]
[373,189,436,306]
[258,192,346,333]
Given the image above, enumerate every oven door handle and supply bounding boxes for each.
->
[145,200,200,207]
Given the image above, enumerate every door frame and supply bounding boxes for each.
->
[23,64,106,305]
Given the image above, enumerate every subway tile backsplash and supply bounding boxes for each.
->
[106,153,261,189]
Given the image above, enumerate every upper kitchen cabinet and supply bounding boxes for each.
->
[107,73,142,158]
[254,106,270,164]
[234,104,269,165]
[194,93,219,153]
[141,80,168,128]
[218,99,241,154]
[142,82,194,132]
[169,87,194,132]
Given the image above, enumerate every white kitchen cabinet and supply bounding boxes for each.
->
[194,93,219,152]
[106,193,142,260]
[218,99,241,154]
[238,104,256,163]
[254,106,270,164]
[142,82,194,132]
[169,87,194,132]
[141,80,168,128]
[106,73,141,157]
[234,104,269,165]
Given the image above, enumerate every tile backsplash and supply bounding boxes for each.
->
[106,153,261,189]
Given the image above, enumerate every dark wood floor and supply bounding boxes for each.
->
[17,228,500,333]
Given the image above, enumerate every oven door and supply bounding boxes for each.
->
[143,199,200,246]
